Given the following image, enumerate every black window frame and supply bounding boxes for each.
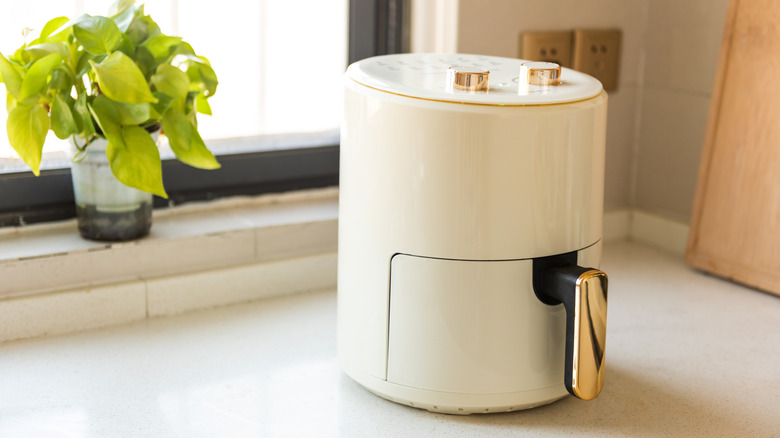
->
[0,0,409,227]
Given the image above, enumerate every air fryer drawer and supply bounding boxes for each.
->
[386,254,565,394]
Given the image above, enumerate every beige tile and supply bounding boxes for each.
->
[146,252,337,317]
[604,84,639,210]
[235,196,339,228]
[0,280,146,343]
[150,208,253,239]
[254,220,337,262]
[643,0,730,94]
[0,221,106,260]
[635,89,711,222]
[0,229,256,297]
[131,229,257,278]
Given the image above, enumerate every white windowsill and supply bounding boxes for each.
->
[0,187,339,343]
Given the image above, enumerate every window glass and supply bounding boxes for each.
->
[0,0,347,173]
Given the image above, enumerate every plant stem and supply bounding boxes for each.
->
[68,44,86,96]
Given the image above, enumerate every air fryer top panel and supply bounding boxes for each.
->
[347,53,604,106]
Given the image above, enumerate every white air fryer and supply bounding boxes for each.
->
[338,53,608,414]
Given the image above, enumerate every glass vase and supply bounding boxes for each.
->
[70,136,154,241]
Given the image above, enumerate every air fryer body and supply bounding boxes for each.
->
[338,54,608,414]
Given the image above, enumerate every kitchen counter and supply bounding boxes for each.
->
[1,240,778,437]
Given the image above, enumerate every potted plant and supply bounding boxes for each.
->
[0,0,220,241]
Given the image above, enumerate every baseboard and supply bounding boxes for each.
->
[630,210,690,256]
[145,252,337,318]
[603,209,690,256]
[603,209,632,243]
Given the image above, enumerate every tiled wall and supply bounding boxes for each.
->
[429,0,730,224]
[635,0,730,223]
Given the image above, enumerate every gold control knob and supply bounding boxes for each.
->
[446,66,490,91]
[520,61,562,86]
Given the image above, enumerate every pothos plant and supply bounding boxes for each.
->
[0,0,219,198]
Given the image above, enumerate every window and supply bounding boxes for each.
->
[0,0,407,226]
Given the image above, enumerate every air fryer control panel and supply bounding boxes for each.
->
[347,53,603,105]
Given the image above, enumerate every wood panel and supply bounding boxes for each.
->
[686,0,780,296]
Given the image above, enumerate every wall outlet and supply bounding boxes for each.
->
[572,29,622,91]
[519,31,573,68]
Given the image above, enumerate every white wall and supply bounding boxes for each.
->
[634,0,729,223]
[411,0,731,225]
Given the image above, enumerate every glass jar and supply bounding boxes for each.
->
[70,135,156,241]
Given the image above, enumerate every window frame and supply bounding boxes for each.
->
[0,0,409,227]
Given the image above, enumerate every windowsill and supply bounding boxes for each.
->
[0,197,689,344]
[0,187,339,343]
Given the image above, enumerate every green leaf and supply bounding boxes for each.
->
[37,16,70,43]
[40,17,70,39]
[134,51,155,79]
[150,91,174,119]
[136,34,181,78]
[20,53,63,100]
[0,54,22,99]
[106,125,167,197]
[185,60,218,97]
[11,47,29,65]
[195,93,212,115]
[91,51,158,103]
[161,107,190,151]
[73,15,122,55]
[175,41,196,57]
[42,15,81,42]
[140,35,181,64]
[7,103,48,176]
[23,42,69,61]
[110,0,137,18]
[180,124,219,170]
[48,65,74,92]
[126,12,161,47]
[114,101,150,125]
[151,64,189,105]
[51,93,78,139]
[112,6,136,33]
[75,51,96,78]
[88,94,124,149]
[73,92,95,137]
[186,108,198,127]
[115,34,135,58]
[111,4,138,33]
[162,107,219,169]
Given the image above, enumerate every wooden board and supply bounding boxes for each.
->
[686,0,780,296]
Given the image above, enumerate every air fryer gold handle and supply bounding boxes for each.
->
[540,266,608,400]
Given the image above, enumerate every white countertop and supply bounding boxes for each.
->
[1,240,779,437]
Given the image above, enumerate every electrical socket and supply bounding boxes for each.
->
[572,29,622,91]
[519,31,573,68]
